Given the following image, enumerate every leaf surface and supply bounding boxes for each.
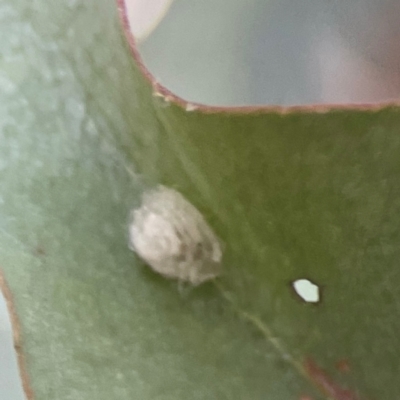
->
[1,1,399,399]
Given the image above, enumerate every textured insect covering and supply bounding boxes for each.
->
[129,186,223,285]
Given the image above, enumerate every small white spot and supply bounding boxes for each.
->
[152,90,173,105]
[292,279,320,303]
[185,103,198,112]
[152,90,164,98]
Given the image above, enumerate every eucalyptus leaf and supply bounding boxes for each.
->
[1,0,400,400]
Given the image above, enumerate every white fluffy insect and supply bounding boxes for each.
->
[129,185,223,285]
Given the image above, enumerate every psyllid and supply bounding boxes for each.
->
[129,186,223,285]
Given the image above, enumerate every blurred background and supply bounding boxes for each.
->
[0,292,25,400]
[135,0,400,106]
[2,0,400,398]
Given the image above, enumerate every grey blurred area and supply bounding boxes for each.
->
[0,294,25,400]
[139,0,400,106]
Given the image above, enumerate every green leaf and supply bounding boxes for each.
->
[1,1,399,399]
